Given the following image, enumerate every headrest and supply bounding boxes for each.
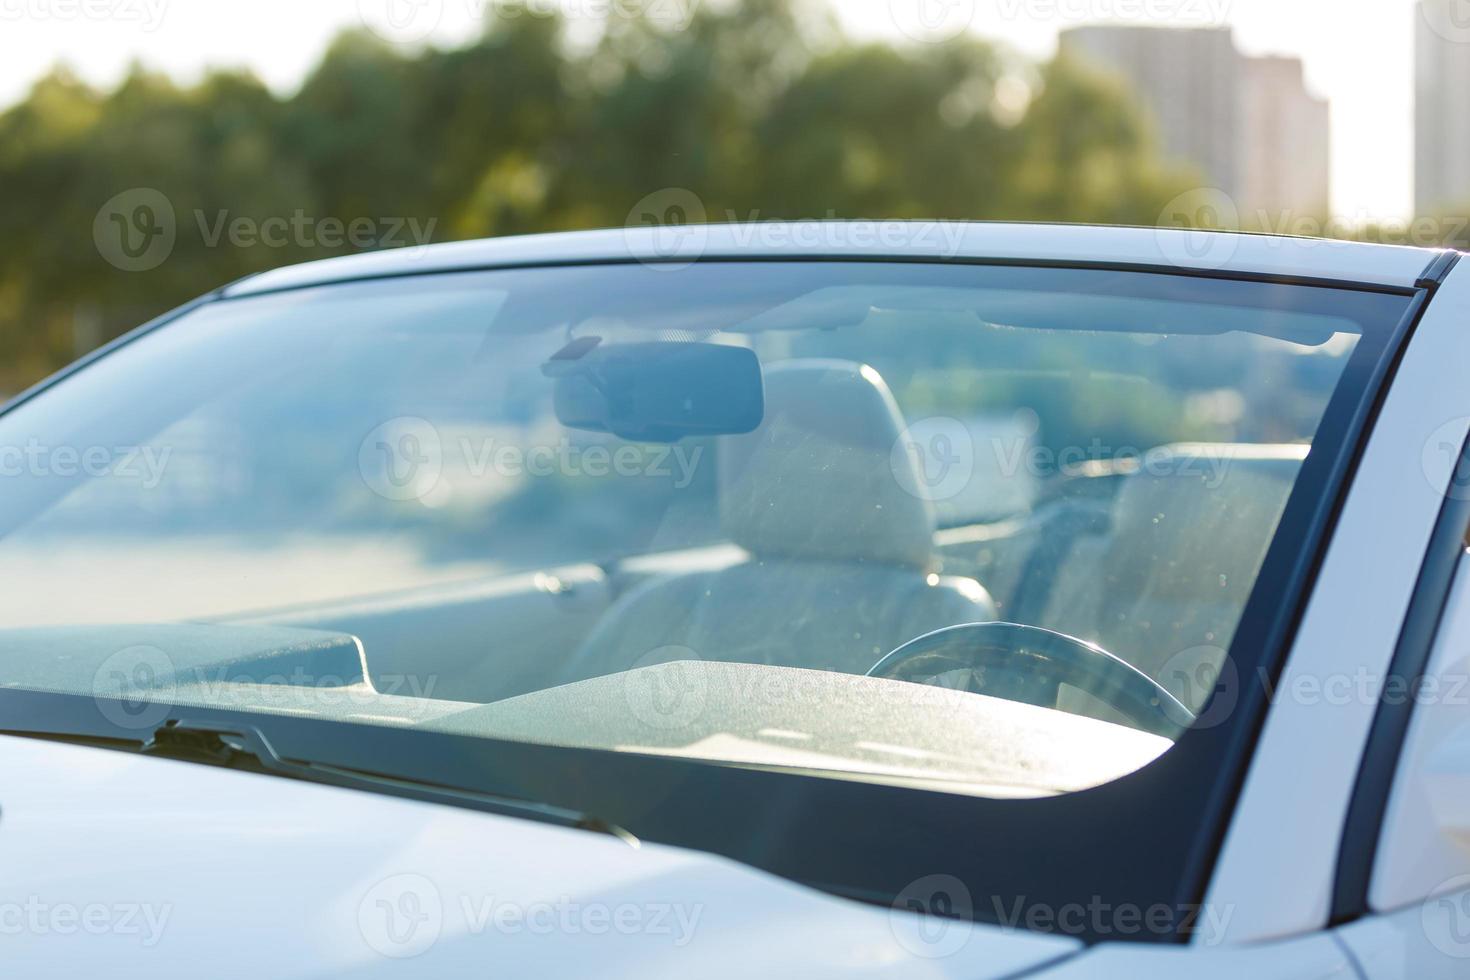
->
[718,359,936,569]
[1105,443,1307,605]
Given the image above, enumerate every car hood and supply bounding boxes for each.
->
[0,734,1080,978]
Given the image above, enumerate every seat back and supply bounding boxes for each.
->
[1044,443,1305,706]
[560,359,996,683]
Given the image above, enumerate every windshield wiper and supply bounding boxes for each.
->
[11,719,639,848]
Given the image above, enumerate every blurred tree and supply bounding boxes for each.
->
[1005,52,1201,224]
[0,0,1203,393]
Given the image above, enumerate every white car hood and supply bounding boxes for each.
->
[0,734,1080,978]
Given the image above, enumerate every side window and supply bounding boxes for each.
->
[1363,543,1470,912]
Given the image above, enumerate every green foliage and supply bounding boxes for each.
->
[0,0,1201,393]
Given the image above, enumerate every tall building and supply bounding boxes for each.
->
[1239,56,1330,217]
[1416,0,1470,214]
[1059,25,1330,219]
[1061,25,1242,200]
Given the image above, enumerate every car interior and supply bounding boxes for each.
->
[220,354,1301,734]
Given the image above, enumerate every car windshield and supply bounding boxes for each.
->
[0,258,1413,929]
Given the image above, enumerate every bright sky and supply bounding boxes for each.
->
[0,0,1428,220]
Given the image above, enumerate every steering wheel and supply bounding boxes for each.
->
[866,622,1194,738]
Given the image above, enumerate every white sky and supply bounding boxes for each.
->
[0,0,1427,220]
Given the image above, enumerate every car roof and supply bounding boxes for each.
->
[222,221,1447,297]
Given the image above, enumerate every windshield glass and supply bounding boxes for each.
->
[0,261,1406,794]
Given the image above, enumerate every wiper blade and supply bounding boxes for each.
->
[17,719,639,847]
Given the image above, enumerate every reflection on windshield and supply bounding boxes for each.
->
[0,262,1400,794]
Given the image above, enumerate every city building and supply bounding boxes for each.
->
[1239,56,1330,218]
[1415,0,1470,214]
[1060,25,1330,220]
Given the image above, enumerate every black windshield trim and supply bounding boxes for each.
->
[221,253,1421,302]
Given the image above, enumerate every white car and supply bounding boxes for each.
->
[0,223,1467,978]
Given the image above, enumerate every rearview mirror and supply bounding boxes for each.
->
[550,341,764,442]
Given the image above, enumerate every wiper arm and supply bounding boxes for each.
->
[18,719,639,847]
